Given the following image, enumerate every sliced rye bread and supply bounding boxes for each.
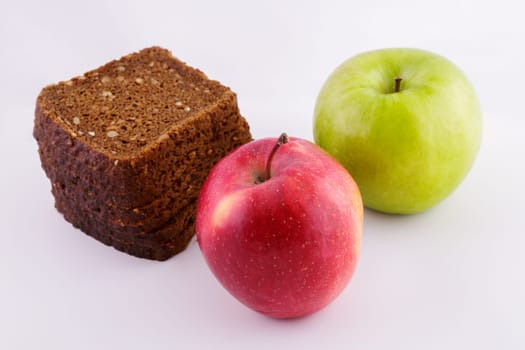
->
[34,46,252,260]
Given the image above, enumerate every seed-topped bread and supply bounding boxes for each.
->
[34,47,252,260]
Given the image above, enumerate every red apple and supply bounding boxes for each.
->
[196,133,363,319]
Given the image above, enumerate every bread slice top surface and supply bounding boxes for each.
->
[37,46,233,159]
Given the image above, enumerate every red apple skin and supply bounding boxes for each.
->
[196,136,363,319]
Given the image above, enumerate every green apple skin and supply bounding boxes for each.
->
[314,48,482,214]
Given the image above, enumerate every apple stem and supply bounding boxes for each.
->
[264,133,289,181]
[393,77,402,93]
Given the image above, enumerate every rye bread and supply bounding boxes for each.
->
[34,47,252,260]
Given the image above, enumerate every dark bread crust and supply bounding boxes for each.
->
[56,194,198,260]
[34,47,252,260]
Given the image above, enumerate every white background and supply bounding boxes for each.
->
[1,0,524,349]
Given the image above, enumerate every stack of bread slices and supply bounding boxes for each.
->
[34,47,252,260]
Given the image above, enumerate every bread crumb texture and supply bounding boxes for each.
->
[33,46,252,260]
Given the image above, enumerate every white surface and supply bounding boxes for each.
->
[1,0,524,349]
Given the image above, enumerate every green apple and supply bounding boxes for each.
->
[314,48,482,214]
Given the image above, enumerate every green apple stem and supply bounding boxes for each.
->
[393,77,402,93]
[264,132,289,181]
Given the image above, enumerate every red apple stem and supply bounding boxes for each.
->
[265,133,289,181]
[394,77,402,93]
